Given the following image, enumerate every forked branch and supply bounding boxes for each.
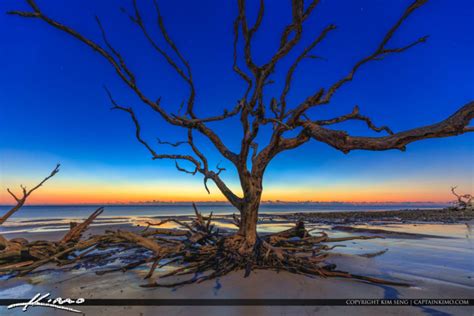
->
[451,186,473,210]
[105,87,242,208]
[319,0,429,104]
[1,164,60,225]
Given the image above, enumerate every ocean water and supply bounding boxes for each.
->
[0,202,448,221]
[1,203,448,235]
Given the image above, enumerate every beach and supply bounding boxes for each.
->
[2,0,473,315]
[1,208,473,315]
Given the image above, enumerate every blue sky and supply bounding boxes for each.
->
[0,0,472,203]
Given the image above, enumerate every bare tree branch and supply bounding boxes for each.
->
[172,101,243,124]
[157,138,188,147]
[8,2,181,127]
[232,14,252,99]
[175,160,198,175]
[265,0,320,73]
[319,0,429,104]
[126,0,195,115]
[236,0,322,169]
[152,0,192,78]
[95,16,136,85]
[236,0,260,75]
[279,0,429,131]
[314,105,394,135]
[280,24,336,116]
[187,129,208,172]
[302,101,474,153]
[6,189,20,203]
[106,87,202,168]
[0,164,60,225]
[256,0,433,172]
[104,86,242,208]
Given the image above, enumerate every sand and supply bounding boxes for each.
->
[1,214,473,315]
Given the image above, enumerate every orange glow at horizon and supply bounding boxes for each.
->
[0,181,463,205]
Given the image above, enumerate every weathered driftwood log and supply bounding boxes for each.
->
[142,228,189,237]
[115,230,164,255]
[0,207,104,272]
[0,235,8,250]
[60,207,104,245]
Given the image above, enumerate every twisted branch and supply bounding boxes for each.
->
[302,101,474,153]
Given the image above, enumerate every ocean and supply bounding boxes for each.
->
[0,202,448,221]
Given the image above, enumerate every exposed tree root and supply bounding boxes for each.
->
[0,206,409,289]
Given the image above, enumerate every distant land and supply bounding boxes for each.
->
[0,200,451,207]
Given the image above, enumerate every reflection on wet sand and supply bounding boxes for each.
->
[1,213,473,316]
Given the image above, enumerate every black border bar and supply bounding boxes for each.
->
[1,299,473,306]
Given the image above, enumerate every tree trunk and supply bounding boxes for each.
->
[0,202,24,226]
[238,197,260,245]
[237,175,263,247]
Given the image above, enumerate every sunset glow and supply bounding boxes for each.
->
[0,169,470,205]
[0,0,472,206]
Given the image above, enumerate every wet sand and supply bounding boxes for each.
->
[1,211,473,315]
[275,207,474,224]
[2,265,472,316]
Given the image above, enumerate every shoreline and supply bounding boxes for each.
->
[272,208,474,224]
[1,208,472,238]
[1,219,472,316]
[4,207,473,223]
[1,209,472,315]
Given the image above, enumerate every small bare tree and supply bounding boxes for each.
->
[8,0,473,257]
[451,186,473,211]
[0,164,60,225]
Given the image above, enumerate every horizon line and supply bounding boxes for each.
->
[0,200,452,207]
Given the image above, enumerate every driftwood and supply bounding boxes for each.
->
[451,186,473,210]
[0,206,104,270]
[0,204,409,288]
[60,207,104,245]
[0,164,61,267]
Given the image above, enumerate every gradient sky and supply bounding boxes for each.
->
[0,0,473,204]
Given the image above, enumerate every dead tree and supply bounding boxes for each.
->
[0,164,60,225]
[0,164,62,269]
[7,0,474,283]
[451,186,473,210]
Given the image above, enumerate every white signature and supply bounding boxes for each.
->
[7,293,85,313]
